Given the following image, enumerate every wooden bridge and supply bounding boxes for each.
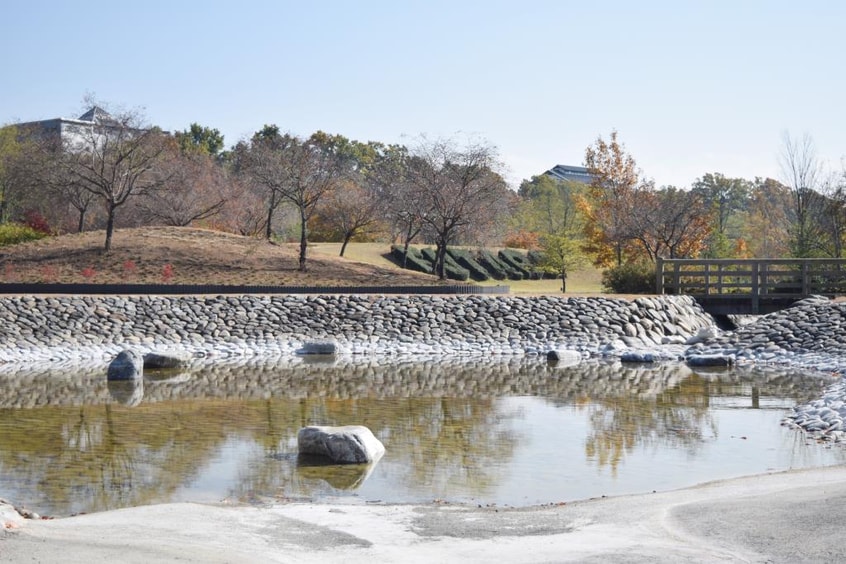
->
[656,258,846,315]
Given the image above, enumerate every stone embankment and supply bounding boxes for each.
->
[0,294,714,366]
[689,297,846,442]
[3,292,846,443]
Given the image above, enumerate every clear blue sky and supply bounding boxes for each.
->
[2,0,843,189]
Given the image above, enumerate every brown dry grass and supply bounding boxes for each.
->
[0,227,450,286]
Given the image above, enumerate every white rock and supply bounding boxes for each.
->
[297,425,385,464]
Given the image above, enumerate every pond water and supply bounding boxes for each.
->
[0,357,843,516]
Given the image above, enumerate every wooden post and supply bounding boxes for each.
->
[705,262,711,295]
[802,260,810,295]
[751,261,760,314]
[673,262,681,296]
[656,257,664,294]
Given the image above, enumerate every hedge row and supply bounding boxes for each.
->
[446,248,490,282]
[390,245,432,275]
[392,246,554,282]
[498,249,534,279]
[418,248,470,281]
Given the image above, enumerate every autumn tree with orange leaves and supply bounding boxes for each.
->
[580,131,640,266]
[581,131,711,265]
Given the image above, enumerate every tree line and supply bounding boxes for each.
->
[1,100,844,285]
[513,131,846,288]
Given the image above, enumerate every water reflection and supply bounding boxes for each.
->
[0,358,840,516]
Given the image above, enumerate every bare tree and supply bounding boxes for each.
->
[817,169,846,258]
[317,177,382,256]
[240,127,341,271]
[138,140,228,227]
[407,136,510,280]
[54,104,167,251]
[628,186,711,261]
[779,132,824,257]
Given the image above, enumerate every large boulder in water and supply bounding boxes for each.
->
[297,425,385,464]
[107,350,144,381]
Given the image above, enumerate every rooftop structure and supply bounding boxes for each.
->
[16,107,119,149]
[544,164,595,185]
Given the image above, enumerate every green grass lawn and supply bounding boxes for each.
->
[310,242,604,295]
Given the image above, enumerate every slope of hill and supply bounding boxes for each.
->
[0,227,448,286]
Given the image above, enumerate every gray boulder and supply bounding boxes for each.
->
[297,341,338,355]
[297,425,385,464]
[143,351,192,370]
[546,349,581,366]
[789,295,832,308]
[685,326,720,345]
[621,352,657,363]
[686,354,734,367]
[107,350,144,381]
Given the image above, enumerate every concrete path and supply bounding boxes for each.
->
[3,466,846,563]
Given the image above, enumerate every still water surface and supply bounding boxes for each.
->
[0,357,843,516]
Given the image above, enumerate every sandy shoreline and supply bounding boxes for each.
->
[3,465,846,562]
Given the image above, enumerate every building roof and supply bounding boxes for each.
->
[77,106,114,124]
[544,164,595,184]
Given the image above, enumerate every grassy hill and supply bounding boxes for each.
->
[0,228,602,294]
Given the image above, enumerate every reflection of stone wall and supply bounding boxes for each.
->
[0,294,715,364]
[0,357,829,409]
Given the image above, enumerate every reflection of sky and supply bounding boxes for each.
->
[4,363,846,514]
[170,438,263,504]
[187,396,846,508]
[479,399,844,506]
[284,398,846,507]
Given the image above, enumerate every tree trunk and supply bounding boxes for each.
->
[104,204,116,252]
[560,269,567,293]
[339,232,352,257]
[435,241,447,280]
[77,208,86,233]
[265,205,274,240]
[401,239,410,268]
[298,206,308,272]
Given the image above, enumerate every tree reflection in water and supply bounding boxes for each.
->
[0,358,836,516]
[583,366,718,475]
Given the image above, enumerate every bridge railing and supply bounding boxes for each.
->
[656,258,846,313]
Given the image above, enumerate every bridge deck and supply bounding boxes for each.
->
[656,258,846,315]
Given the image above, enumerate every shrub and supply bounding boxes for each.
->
[22,211,52,235]
[161,263,174,282]
[81,266,97,280]
[444,263,470,281]
[601,262,656,294]
[390,245,433,275]
[418,247,470,281]
[123,260,137,277]
[502,230,540,250]
[527,250,558,279]
[498,249,534,279]
[477,249,521,280]
[40,265,59,283]
[446,248,490,281]
[0,223,48,247]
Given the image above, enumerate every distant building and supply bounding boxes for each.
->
[15,106,121,149]
[544,164,595,185]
